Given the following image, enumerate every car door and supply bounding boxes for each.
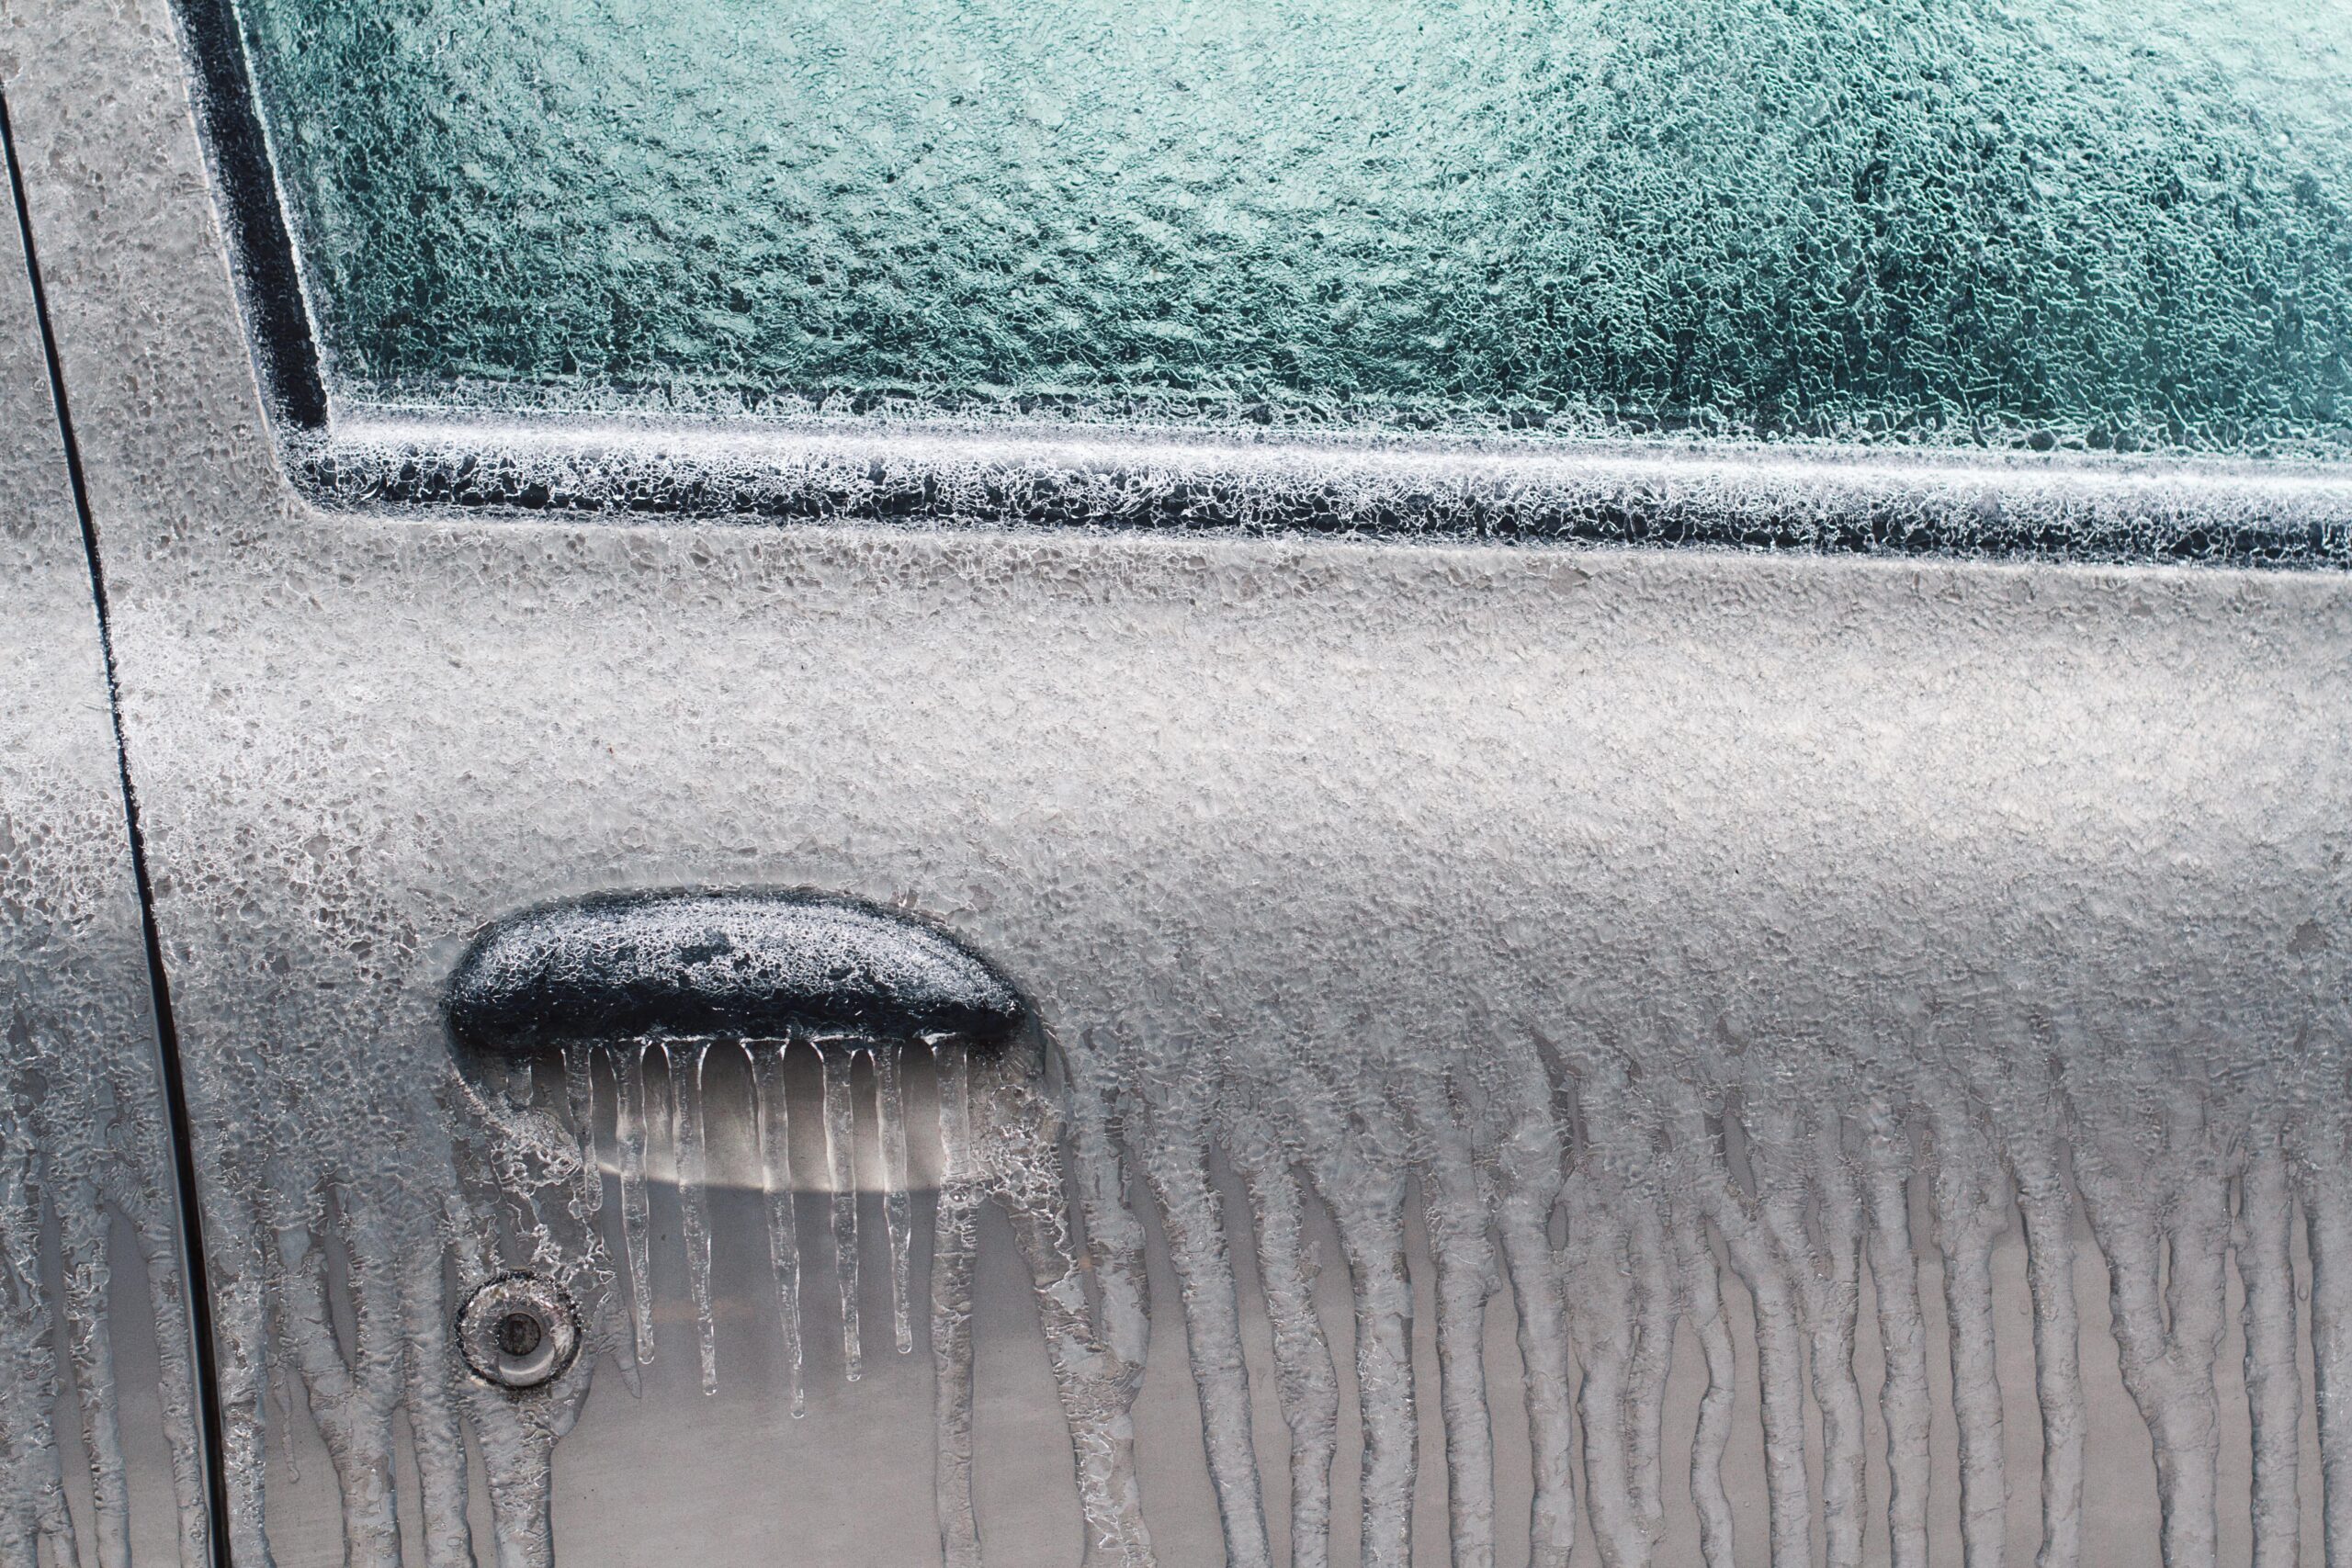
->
[0,108,213,1568]
[6,1,2352,1566]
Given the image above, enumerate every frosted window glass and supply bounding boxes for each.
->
[237,0,2352,454]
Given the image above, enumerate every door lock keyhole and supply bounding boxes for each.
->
[495,1310,545,1360]
[459,1274,579,1391]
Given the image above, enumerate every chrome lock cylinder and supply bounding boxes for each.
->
[458,1273,581,1392]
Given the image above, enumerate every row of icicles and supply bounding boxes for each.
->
[491,1033,2352,1568]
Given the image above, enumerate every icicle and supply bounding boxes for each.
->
[874,1045,916,1357]
[931,1043,983,1568]
[563,1042,602,1218]
[1144,1102,1272,1568]
[820,1042,863,1380]
[673,1041,719,1395]
[1863,1117,1932,1568]
[2240,1137,2301,1568]
[615,1042,657,1372]
[751,1042,806,1419]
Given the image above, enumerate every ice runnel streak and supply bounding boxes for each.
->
[750,1041,807,1420]
[1490,1083,1573,1568]
[2074,1085,2229,1568]
[2298,1127,2352,1568]
[931,1043,983,1568]
[1313,1111,1416,1568]
[1747,1100,1865,1568]
[208,1244,272,1568]
[266,1177,405,1568]
[1673,1184,1740,1568]
[2239,1134,2302,1568]
[2007,1090,2085,1568]
[1566,1084,1681,1568]
[1227,1102,1340,1568]
[1562,1169,1641,1565]
[1142,1095,1272,1568]
[998,1059,1154,1567]
[874,1045,916,1358]
[673,1041,720,1395]
[116,1160,209,1568]
[1928,1083,2011,1568]
[819,1042,864,1381]
[615,1041,657,1373]
[445,1110,604,1568]
[1418,1097,1500,1568]
[1623,1207,1678,1556]
[1684,1098,1811,1568]
[56,1168,130,1568]
[400,1236,475,1568]
[0,1130,81,1568]
[1863,1112,1933,1568]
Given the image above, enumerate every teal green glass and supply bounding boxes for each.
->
[239,0,2351,454]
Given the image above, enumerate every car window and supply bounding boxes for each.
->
[232,0,2352,457]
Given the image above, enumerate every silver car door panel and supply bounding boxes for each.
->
[6,1,2352,1565]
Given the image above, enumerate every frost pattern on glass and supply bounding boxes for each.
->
[234,0,2352,456]
[0,198,209,1564]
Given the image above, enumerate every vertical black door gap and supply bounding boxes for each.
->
[2,88,236,1568]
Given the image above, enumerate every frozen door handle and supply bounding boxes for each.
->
[442,888,1149,1565]
[443,887,1032,1395]
[445,887,1027,1065]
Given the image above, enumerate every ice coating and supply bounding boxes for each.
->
[444,886,1033,1411]
[235,0,2352,458]
[444,888,1029,1057]
[11,2,2352,1566]
[299,408,2352,568]
[0,143,210,1566]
